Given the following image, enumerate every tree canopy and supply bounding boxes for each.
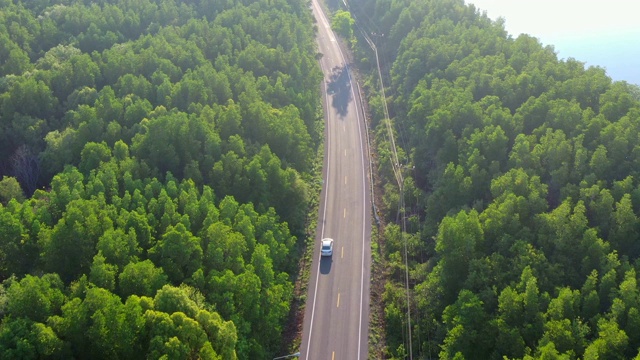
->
[0,0,323,358]
[350,0,640,358]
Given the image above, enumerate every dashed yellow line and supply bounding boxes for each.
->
[337,293,340,308]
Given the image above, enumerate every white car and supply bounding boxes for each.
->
[321,238,334,257]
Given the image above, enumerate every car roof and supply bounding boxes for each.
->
[322,238,333,245]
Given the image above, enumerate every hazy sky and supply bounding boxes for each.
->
[465,0,640,84]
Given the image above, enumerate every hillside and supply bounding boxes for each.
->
[0,0,322,358]
[349,0,640,358]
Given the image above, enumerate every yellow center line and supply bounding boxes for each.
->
[344,176,347,185]
[341,246,344,258]
[337,293,340,307]
[344,208,346,218]
[332,351,335,360]
[344,149,346,157]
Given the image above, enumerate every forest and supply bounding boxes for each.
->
[348,0,640,358]
[0,0,323,358]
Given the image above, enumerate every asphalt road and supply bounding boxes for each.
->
[299,0,372,359]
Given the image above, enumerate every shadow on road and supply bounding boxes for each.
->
[327,65,352,117]
[319,256,333,274]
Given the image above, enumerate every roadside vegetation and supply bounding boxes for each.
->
[348,0,640,358]
[0,0,323,358]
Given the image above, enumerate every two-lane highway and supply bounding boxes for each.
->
[300,0,372,359]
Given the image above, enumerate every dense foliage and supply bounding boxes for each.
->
[0,0,322,358]
[350,0,640,358]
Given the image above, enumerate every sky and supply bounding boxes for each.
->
[465,0,640,85]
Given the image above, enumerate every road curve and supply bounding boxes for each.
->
[300,0,372,359]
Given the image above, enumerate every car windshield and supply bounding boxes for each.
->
[322,244,330,250]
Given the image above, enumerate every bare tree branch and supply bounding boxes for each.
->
[11,144,40,196]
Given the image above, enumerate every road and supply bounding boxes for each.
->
[299,0,372,359]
